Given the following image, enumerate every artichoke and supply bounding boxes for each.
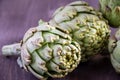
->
[109,28,120,73]
[2,21,81,80]
[99,0,120,27]
[49,1,110,61]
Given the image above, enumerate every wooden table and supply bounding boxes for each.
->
[0,0,120,80]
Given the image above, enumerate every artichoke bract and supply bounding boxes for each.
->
[2,21,81,80]
[49,1,110,61]
[109,29,120,73]
[99,0,120,27]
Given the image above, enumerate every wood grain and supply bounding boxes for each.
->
[0,0,120,80]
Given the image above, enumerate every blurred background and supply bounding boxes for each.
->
[0,0,119,80]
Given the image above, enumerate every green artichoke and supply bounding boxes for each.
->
[99,0,120,27]
[109,28,120,73]
[2,21,81,80]
[49,1,110,61]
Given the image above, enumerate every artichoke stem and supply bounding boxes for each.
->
[2,43,21,56]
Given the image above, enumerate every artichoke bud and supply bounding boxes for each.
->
[109,28,120,73]
[23,22,81,79]
[49,1,110,61]
[2,20,81,80]
[99,0,120,27]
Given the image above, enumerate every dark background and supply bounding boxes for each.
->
[0,0,119,80]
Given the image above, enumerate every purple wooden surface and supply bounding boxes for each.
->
[0,0,120,80]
